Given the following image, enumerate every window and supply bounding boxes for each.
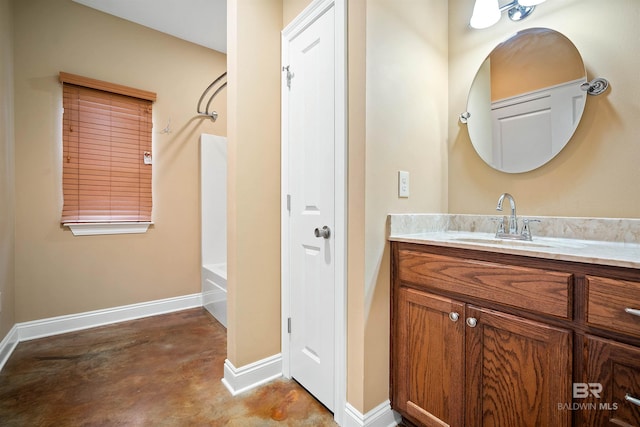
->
[59,72,156,234]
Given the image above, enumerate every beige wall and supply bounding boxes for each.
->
[12,0,226,322]
[347,0,367,412]
[0,0,16,337]
[283,0,312,26]
[364,0,449,411]
[449,0,640,218]
[226,0,283,367]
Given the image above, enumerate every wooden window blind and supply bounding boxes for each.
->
[60,72,156,223]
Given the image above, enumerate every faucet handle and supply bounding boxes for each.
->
[491,216,507,236]
[520,218,541,241]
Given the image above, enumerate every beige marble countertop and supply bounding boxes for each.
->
[388,214,640,269]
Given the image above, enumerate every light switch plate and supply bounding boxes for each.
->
[398,171,409,198]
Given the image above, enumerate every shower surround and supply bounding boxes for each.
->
[201,134,227,327]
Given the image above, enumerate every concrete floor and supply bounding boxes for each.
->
[0,308,337,426]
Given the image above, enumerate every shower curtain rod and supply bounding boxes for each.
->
[197,71,227,121]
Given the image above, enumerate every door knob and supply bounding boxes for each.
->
[466,317,478,328]
[314,226,331,239]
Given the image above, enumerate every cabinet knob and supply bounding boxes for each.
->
[466,317,478,328]
[449,312,460,322]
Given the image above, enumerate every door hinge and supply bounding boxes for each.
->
[283,65,294,89]
[286,194,291,212]
[287,317,292,334]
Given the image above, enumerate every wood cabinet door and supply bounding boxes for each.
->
[578,335,640,426]
[394,287,465,427]
[465,305,572,427]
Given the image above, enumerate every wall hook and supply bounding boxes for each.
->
[160,118,172,134]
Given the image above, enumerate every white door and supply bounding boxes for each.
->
[285,4,335,411]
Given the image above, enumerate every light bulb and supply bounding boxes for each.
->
[470,0,501,29]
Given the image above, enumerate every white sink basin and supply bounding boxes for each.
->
[450,236,554,248]
[447,233,588,250]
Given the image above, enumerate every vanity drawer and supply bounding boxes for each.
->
[397,250,572,318]
[586,275,640,338]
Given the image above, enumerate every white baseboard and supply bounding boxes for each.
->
[0,325,19,372]
[0,293,203,372]
[221,353,283,396]
[18,293,202,342]
[344,400,401,427]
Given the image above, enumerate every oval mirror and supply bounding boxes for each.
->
[465,28,587,173]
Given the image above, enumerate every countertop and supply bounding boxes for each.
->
[388,214,640,270]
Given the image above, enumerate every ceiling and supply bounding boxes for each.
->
[72,0,227,53]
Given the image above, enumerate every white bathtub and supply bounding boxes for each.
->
[202,263,227,327]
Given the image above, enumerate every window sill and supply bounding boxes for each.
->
[64,222,152,236]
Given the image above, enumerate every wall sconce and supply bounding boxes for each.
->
[470,0,546,29]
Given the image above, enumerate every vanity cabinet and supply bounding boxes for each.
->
[391,242,640,427]
[394,286,571,427]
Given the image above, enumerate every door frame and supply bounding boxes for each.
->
[281,0,347,423]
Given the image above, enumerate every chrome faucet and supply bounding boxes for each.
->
[496,193,518,235]
[494,193,539,240]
